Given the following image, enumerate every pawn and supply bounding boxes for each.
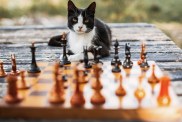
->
[115,75,126,96]
[134,86,145,103]
[91,64,103,90]
[18,70,30,90]
[10,54,20,75]
[0,60,7,78]
[138,42,145,65]
[70,70,85,107]
[90,88,105,105]
[49,62,65,104]
[134,76,145,103]
[148,64,159,84]
[112,60,121,73]
[4,75,23,104]
[140,52,150,71]
[157,76,171,106]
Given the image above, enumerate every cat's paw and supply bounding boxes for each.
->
[59,54,63,60]
[68,54,83,62]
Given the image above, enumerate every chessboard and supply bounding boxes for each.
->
[0,61,180,121]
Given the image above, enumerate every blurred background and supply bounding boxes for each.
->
[0,0,181,48]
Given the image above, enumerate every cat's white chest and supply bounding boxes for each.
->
[68,29,95,53]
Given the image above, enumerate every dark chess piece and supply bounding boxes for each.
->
[27,42,41,73]
[49,62,65,104]
[4,75,23,104]
[83,46,92,69]
[111,40,122,66]
[60,32,71,66]
[10,54,20,75]
[123,43,133,69]
[0,60,7,78]
[93,46,103,64]
[18,70,30,90]
[112,60,121,73]
[140,52,150,70]
[70,69,85,107]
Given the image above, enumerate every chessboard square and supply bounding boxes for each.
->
[39,73,53,79]
[29,90,48,96]
[38,78,52,83]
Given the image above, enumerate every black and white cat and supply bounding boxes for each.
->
[48,0,111,61]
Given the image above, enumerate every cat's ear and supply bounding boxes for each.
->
[86,2,96,14]
[68,0,77,12]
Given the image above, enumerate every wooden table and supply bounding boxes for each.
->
[0,23,182,121]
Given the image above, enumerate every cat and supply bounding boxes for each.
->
[48,0,111,61]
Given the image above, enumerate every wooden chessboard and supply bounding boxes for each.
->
[0,61,180,121]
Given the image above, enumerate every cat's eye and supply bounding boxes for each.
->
[72,18,77,22]
[84,19,89,23]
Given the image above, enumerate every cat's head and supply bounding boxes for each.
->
[67,0,96,34]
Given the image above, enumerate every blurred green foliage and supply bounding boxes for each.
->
[0,0,182,22]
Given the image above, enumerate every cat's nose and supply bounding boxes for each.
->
[78,26,83,30]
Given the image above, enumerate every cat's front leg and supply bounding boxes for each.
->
[67,52,94,61]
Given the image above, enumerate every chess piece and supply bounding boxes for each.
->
[112,60,121,73]
[157,76,171,106]
[93,46,103,64]
[111,40,122,65]
[18,70,30,89]
[78,70,87,84]
[10,54,20,75]
[92,64,103,90]
[4,75,23,104]
[60,32,71,66]
[83,46,92,69]
[90,87,105,105]
[139,45,150,71]
[0,60,7,78]
[148,64,159,94]
[115,75,126,96]
[28,42,41,73]
[70,69,85,107]
[134,76,145,103]
[90,65,105,105]
[123,43,133,69]
[138,42,145,65]
[49,62,65,104]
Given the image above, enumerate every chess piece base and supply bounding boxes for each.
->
[0,72,7,78]
[70,92,85,107]
[91,93,105,105]
[28,66,41,73]
[49,94,65,104]
[115,86,126,96]
[4,94,23,104]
